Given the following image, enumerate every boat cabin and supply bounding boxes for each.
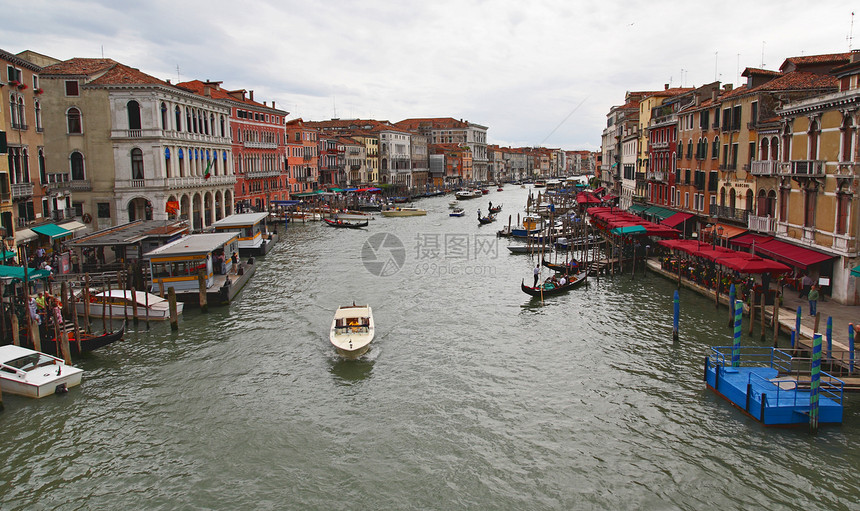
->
[210,212,273,255]
[143,232,239,293]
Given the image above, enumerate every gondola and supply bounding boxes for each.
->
[478,214,497,225]
[541,257,579,274]
[488,204,502,214]
[324,218,368,229]
[28,321,126,357]
[520,272,586,297]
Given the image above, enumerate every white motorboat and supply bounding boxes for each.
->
[335,211,375,221]
[287,211,322,221]
[75,289,184,321]
[380,207,427,217]
[449,207,465,217]
[330,304,375,358]
[0,345,84,398]
[448,200,460,209]
[455,190,481,200]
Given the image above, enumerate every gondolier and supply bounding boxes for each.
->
[533,265,540,287]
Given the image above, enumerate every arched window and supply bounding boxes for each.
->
[131,148,144,180]
[712,136,719,159]
[745,189,754,213]
[840,115,854,162]
[770,137,779,160]
[67,107,82,134]
[38,148,46,184]
[781,125,792,162]
[16,96,25,127]
[34,100,42,131]
[220,115,225,137]
[8,94,16,126]
[808,120,820,160]
[175,105,182,131]
[186,108,192,133]
[127,100,142,130]
[161,102,168,130]
[210,113,215,136]
[70,151,85,180]
[760,138,769,160]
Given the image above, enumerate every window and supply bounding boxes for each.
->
[127,100,141,130]
[34,100,42,131]
[131,148,144,179]
[32,75,39,90]
[97,202,111,218]
[70,151,85,180]
[836,192,850,234]
[67,107,82,134]
[161,102,168,130]
[175,106,182,131]
[65,80,79,96]
[38,148,46,184]
[803,188,815,227]
[72,201,83,217]
[6,65,21,84]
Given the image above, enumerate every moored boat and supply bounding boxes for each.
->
[76,290,184,321]
[37,322,126,357]
[455,190,478,200]
[0,345,84,398]
[329,304,375,358]
[541,257,579,274]
[449,207,465,217]
[335,211,375,221]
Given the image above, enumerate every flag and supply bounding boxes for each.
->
[165,201,180,215]
[204,158,213,180]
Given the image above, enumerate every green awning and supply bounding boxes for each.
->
[31,223,72,239]
[293,191,324,197]
[0,266,51,281]
[0,250,15,261]
[644,206,675,220]
[329,188,346,192]
[851,264,860,278]
[611,225,647,235]
[628,204,647,214]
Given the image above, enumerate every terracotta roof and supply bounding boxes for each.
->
[87,63,170,86]
[742,67,781,77]
[40,58,117,76]
[755,71,838,92]
[642,87,694,99]
[782,52,852,67]
[371,125,412,135]
[396,117,470,130]
[305,119,389,130]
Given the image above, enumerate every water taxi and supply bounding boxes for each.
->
[381,207,427,217]
[330,304,375,358]
[0,345,84,398]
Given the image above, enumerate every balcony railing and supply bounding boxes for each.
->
[69,179,92,191]
[11,182,33,199]
[51,209,75,221]
[710,204,749,223]
[647,171,666,182]
[650,141,669,150]
[750,160,779,176]
[243,141,278,149]
[747,214,776,234]
[11,122,28,130]
[779,160,826,178]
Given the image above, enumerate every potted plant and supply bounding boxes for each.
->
[34,87,43,95]
[8,79,20,87]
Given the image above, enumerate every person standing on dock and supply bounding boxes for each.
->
[533,264,540,287]
[808,284,820,317]
[800,273,813,298]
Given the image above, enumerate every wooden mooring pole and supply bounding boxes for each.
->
[198,270,208,312]
[168,287,179,331]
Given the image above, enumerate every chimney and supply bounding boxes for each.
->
[204,85,211,97]
[712,89,718,102]
[664,84,669,90]
[272,101,276,109]
[249,90,254,101]
[723,84,733,92]
[166,78,171,84]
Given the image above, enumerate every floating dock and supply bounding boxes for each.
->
[705,346,844,426]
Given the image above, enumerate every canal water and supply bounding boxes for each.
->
[2,187,859,510]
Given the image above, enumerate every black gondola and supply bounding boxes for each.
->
[478,214,497,225]
[541,257,579,274]
[488,204,502,214]
[324,218,369,229]
[520,272,586,297]
[29,321,126,357]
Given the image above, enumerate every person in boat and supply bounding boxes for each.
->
[489,201,493,211]
[533,264,540,287]
[477,209,482,220]
[559,276,567,286]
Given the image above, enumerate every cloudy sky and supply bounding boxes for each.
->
[6,0,857,151]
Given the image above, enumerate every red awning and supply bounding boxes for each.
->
[753,239,835,270]
[729,233,773,248]
[602,194,618,201]
[715,256,791,274]
[593,187,606,194]
[661,212,694,228]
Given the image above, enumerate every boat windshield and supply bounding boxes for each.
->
[4,353,56,372]
[334,316,371,334]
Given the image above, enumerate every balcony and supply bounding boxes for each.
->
[51,209,75,221]
[779,160,825,178]
[243,141,278,149]
[747,214,776,234]
[647,171,666,182]
[750,160,779,176]
[710,204,748,223]
[11,182,33,199]
[650,141,669,150]
[11,122,28,131]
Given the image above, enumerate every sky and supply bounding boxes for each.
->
[5,0,858,151]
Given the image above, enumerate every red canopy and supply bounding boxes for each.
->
[754,239,834,270]
[716,256,790,274]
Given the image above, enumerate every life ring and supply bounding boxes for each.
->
[82,213,93,224]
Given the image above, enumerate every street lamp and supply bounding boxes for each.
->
[716,225,724,248]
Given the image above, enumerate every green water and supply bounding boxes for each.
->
[2,189,859,510]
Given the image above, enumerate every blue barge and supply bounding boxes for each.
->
[705,346,844,426]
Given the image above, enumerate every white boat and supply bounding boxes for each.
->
[380,207,427,217]
[329,304,375,358]
[449,207,465,217]
[455,190,480,200]
[287,211,322,221]
[448,200,460,209]
[75,289,184,321]
[335,211,375,221]
[0,345,84,398]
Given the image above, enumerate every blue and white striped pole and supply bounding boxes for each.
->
[810,333,822,434]
[728,283,736,328]
[732,300,743,368]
